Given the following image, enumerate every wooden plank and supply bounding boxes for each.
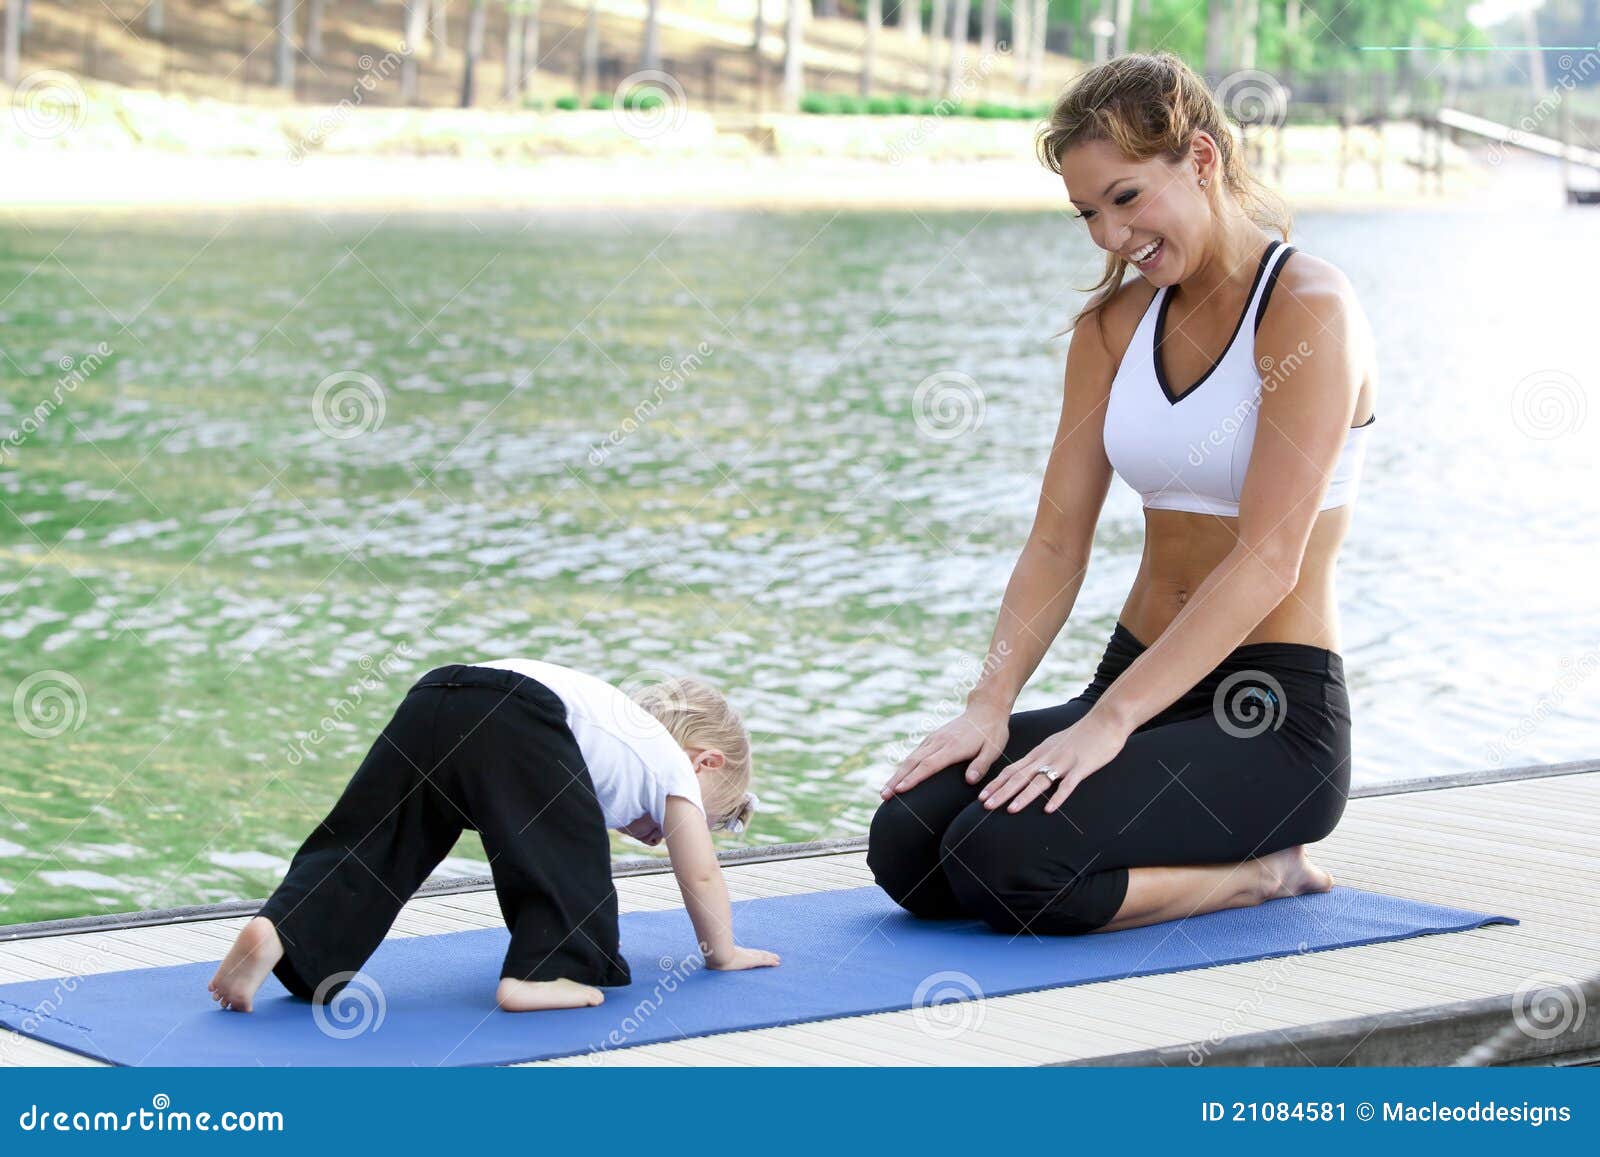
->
[0,1028,105,1067]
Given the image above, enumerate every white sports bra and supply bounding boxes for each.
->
[1102,239,1376,517]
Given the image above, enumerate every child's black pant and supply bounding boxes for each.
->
[257,664,632,1003]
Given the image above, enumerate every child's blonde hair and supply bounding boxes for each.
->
[631,676,755,833]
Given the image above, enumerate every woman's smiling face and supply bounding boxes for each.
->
[1059,137,1211,284]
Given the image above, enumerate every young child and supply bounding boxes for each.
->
[208,658,779,1013]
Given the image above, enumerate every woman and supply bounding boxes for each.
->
[868,53,1377,938]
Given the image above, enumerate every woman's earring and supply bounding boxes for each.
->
[1199,177,1209,187]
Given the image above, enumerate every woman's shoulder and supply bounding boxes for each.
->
[1076,273,1161,366]
[1275,244,1358,305]
[1262,244,1376,390]
[1263,244,1367,335]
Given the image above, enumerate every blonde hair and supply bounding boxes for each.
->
[631,676,755,832]
[1035,52,1291,337]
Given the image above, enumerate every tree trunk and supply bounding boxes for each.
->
[432,0,448,53]
[1521,8,1545,94]
[274,0,295,91]
[581,0,600,100]
[782,0,803,111]
[860,0,880,98]
[642,0,661,71]
[1282,0,1297,92]
[2,0,19,87]
[946,0,970,97]
[1237,0,1258,71]
[307,0,327,58]
[461,0,486,106]
[925,0,947,98]
[1091,0,1111,64]
[1015,0,1030,89]
[901,0,921,44]
[1113,0,1132,57]
[1025,0,1046,95]
[402,0,428,102]
[979,0,995,58]
[148,0,165,37]
[521,0,541,91]
[504,1,524,99]
[1203,0,1228,86]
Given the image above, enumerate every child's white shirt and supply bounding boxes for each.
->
[472,658,705,831]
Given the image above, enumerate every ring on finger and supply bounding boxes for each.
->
[1035,764,1061,783]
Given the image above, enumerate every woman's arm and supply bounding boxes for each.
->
[971,317,1119,710]
[885,312,1117,795]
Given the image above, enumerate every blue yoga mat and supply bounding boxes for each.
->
[0,884,1515,1066]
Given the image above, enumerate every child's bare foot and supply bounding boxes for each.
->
[496,976,606,1012]
[1257,845,1335,902]
[208,916,285,1013]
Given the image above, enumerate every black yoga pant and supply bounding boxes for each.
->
[867,621,1352,936]
[257,664,631,1003]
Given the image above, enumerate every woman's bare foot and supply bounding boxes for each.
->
[1256,845,1335,902]
[496,976,606,1012]
[208,916,285,1013]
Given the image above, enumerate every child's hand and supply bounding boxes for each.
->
[706,945,781,971]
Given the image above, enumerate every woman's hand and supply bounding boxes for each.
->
[978,709,1129,814]
[706,945,781,971]
[881,702,1011,799]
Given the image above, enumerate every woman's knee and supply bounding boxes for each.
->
[867,795,963,918]
[936,807,1113,935]
[935,808,1019,927]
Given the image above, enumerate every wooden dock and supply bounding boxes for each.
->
[4,761,1597,1067]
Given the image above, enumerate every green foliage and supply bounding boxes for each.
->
[621,87,666,112]
[799,94,1050,120]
